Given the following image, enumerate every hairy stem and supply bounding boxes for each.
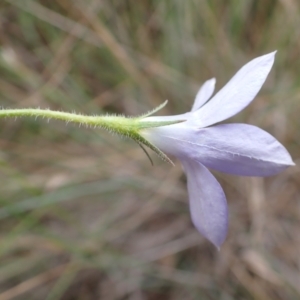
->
[0,108,182,165]
[0,108,132,128]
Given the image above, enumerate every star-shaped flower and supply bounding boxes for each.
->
[140,52,294,248]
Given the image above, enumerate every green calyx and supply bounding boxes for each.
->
[94,100,185,165]
[0,101,185,165]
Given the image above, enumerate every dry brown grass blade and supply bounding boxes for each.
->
[231,263,274,300]
[73,0,155,97]
[21,0,102,107]
[0,264,67,300]
[6,0,198,91]
[242,249,282,285]
[247,177,266,245]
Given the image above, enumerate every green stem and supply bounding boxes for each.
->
[0,107,183,133]
[0,107,182,165]
[0,108,132,129]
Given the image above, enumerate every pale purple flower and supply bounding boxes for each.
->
[140,52,294,248]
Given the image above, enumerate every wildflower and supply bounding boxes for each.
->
[0,51,294,248]
[140,52,294,248]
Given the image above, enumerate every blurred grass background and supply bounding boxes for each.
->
[0,0,299,299]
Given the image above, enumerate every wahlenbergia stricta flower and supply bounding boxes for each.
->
[0,52,294,249]
[140,52,294,248]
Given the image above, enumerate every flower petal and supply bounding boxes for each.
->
[191,78,216,112]
[182,160,228,248]
[194,52,276,127]
[141,122,294,176]
[191,123,294,176]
